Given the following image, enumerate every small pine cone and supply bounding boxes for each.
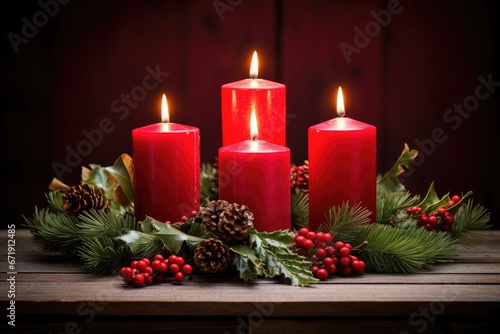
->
[218,203,254,242]
[62,184,106,216]
[199,200,230,233]
[194,238,231,273]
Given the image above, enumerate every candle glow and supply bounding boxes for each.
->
[161,94,169,123]
[250,51,258,79]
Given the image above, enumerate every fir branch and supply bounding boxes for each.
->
[319,202,371,237]
[352,225,458,274]
[46,190,66,214]
[78,237,131,274]
[450,199,491,247]
[77,210,138,239]
[200,162,218,204]
[291,188,309,230]
[22,207,82,255]
[376,191,419,224]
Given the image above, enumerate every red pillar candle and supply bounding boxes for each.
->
[308,87,376,231]
[132,95,200,222]
[219,111,290,232]
[221,51,286,147]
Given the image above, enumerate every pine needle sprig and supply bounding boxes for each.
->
[22,207,82,255]
[376,191,419,224]
[318,202,371,237]
[352,224,458,274]
[200,162,218,204]
[78,237,132,275]
[450,199,491,247]
[291,188,309,230]
[77,210,138,239]
[46,190,66,214]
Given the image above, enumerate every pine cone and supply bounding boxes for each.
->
[291,160,309,193]
[194,238,231,273]
[62,184,106,216]
[218,203,254,242]
[199,200,230,233]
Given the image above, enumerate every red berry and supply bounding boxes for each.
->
[144,273,153,285]
[351,260,366,273]
[405,207,412,214]
[341,266,352,275]
[153,273,165,283]
[160,263,168,273]
[130,260,138,269]
[323,257,334,267]
[335,241,345,250]
[182,264,193,275]
[323,233,333,244]
[133,274,145,287]
[141,258,151,267]
[175,256,185,267]
[311,255,319,263]
[298,248,308,256]
[428,215,438,225]
[316,268,329,280]
[316,248,327,258]
[145,267,154,275]
[331,257,339,265]
[425,224,434,231]
[448,200,455,206]
[316,232,325,241]
[168,255,178,263]
[451,195,461,203]
[314,240,326,249]
[339,256,351,267]
[350,255,359,261]
[311,265,319,275]
[326,246,335,256]
[295,235,306,247]
[298,227,309,237]
[444,214,454,224]
[415,207,422,214]
[303,239,314,250]
[339,247,350,257]
[152,260,162,272]
[121,267,134,279]
[326,264,337,274]
[169,263,180,273]
[174,271,185,282]
[419,214,428,226]
[441,224,451,231]
[154,254,164,262]
[344,243,352,250]
[437,208,447,216]
[136,260,148,273]
[306,231,317,241]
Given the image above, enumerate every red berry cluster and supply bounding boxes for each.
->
[406,195,460,232]
[119,254,193,287]
[293,227,366,280]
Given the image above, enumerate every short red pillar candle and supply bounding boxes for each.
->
[132,95,200,222]
[308,87,376,231]
[221,51,286,147]
[219,111,290,232]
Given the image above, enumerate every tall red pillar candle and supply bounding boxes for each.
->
[132,95,200,222]
[308,87,376,231]
[221,51,286,146]
[219,111,290,232]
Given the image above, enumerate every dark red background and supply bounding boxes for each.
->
[2,0,499,228]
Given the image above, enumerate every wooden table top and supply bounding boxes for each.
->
[2,228,500,333]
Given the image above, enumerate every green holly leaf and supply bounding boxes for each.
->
[377,144,418,195]
[249,230,318,286]
[151,219,205,253]
[231,244,265,282]
[104,154,134,203]
[83,164,116,200]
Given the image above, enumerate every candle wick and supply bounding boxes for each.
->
[252,135,258,141]
[338,111,346,117]
[250,75,257,80]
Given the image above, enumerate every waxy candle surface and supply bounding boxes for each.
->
[132,122,200,222]
[308,117,376,230]
[218,139,290,232]
[221,52,286,146]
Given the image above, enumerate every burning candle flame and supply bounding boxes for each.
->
[337,87,345,117]
[250,110,258,141]
[249,51,258,79]
[161,94,169,123]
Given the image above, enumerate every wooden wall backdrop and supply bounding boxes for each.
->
[1,0,499,228]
